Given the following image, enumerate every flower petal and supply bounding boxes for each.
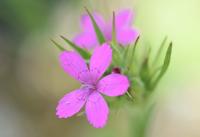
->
[73,13,106,49]
[80,13,106,32]
[59,51,90,83]
[56,88,90,118]
[89,43,112,81]
[73,31,98,50]
[117,28,139,46]
[115,9,134,28]
[97,74,129,96]
[85,92,109,128]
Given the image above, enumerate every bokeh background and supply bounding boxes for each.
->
[1,0,200,137]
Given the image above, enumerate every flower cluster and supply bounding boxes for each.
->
[52,8,172,128]
[73,9,139,49]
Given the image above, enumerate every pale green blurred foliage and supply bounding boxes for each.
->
[1,0,200,137]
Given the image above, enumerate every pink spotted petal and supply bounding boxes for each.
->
[85,92,109,128]
[73,31,98,50]
[89,43,112,81]
[117,28,139,46]
[115,9,134,28]
[59,51,90,83]
[56,88,90,118]
[97,74,130,96]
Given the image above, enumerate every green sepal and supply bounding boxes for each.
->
[139,57,151,89]
[127,36,140,73]
[85,8,106,44]
[152,36,168,66]
[50,39,66,51]
[112,12,117,44]
[150,42,172,90]
[131,36,140,58]
[60,35,91,59]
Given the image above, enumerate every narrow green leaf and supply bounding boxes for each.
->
[110,42,124,67]
[110,12,125,66]
[122,46,130,68]
[85,8,105,44]
[139,47,152,90]
[159,42,172,77]
[152,36,168,66]
[132,36,140,57]
[110,13,123,62]
[128,36,140,72]
[50,39,66,51]
[139,57,150,86]
[112,12,117,44]
[126,91,134,102]
[110,42,121,54]
[149,66,162,79]
[151,42,172,90]
[60,36,91,59]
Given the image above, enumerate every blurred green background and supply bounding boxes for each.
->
[0,0,200,137]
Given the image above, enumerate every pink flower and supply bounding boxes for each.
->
[56,43,129,128]
[73,9,139,49]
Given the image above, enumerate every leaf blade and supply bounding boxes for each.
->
[152,36,168,66]
[150,42,172,90]
[60,35,91,59]
[85,8,106,44]
[112,12,117,44]
[50,39,66,51]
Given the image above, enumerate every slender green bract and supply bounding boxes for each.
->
[151,42,172,90]
[85,8,106,44]
[152,36,168,66]
[60,35,91,59]
[112,12,117,44]
[51,39,66,51]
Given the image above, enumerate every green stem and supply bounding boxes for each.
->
[130,101,155,137]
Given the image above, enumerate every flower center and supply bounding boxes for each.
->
[81,84,97,92]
